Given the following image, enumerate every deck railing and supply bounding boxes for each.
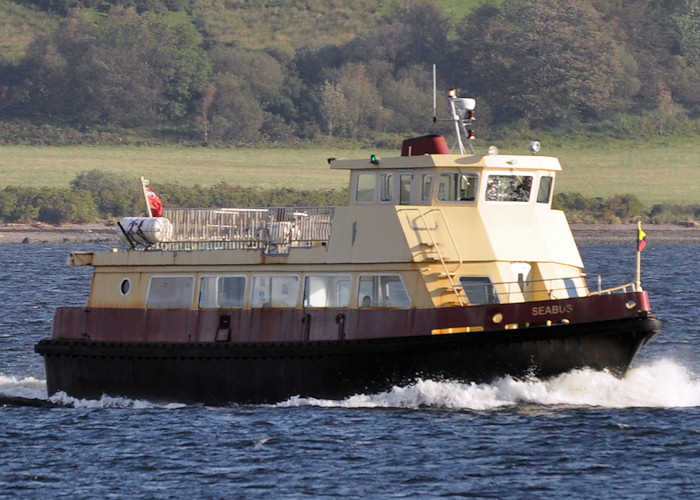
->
[151,207,334,253]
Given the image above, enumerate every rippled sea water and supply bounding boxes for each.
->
[1,242,699,499]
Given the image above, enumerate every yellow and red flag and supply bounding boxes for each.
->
[637,224,647,252]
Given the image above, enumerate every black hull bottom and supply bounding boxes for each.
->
[36,315,661,405]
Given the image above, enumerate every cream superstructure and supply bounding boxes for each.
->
[72,148,588,313]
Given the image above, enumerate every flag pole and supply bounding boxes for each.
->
[635,221,644,291]
[140,177,153,217]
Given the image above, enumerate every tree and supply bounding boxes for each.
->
[455,0,625,127]
[319,80,347,137]
[673,0,700,67]
[322,63,383,137]
[195,82,216,145]
[208,73,264,143]
[13,7,210,125]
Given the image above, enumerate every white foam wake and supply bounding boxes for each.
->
[3,359,698,410]
[0,374,47,401]
[280,359,700,410]
[0,375,184,409]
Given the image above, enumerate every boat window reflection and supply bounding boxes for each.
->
[459,276,500,304]
[485,175,532,202]
[399,173,412,205]
[147,276,194,309]
[437,172,479,202]
[421,173,433,202]
[199,275,246,308]
[358,275,411,308]
[304,275,351,308]
[356,172,376,203]
[380,173,393,202]
[251,275,300,308]
[537,176,553,203]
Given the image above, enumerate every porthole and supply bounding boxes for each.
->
[120,278,131,295]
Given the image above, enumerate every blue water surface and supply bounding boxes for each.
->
[1,241,698,499]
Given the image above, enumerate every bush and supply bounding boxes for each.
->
[554,192,649,223]
[650,203,700,224]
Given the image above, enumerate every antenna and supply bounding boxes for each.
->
[432,64,437,123]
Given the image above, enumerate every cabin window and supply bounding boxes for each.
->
[459,276,500,304]
[421,174,433,202]
[358,274,411,308]
[380,173,393,202]
[147,276,194,309]
[199,275,246,308]
[537,176,553,203]
[120,278,131,295]
[251,275,300,308]
[356,172,376,204]
[303,274,351,308]
[485,175,532,202]
[399,172,413,205]
[437,173,479,202]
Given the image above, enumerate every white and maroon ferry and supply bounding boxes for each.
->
[35,92,661,404]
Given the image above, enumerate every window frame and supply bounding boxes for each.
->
[146,275,195,309]
[459,276,500,305]
[355,172,377,204]
[357,274,412,309]
[484,174,533,203]
[436,172,480,202]
[250,274,301,308]
[303,274,352,308]
[199,274,247,309]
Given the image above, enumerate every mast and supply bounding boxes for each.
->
[433,66,476,154]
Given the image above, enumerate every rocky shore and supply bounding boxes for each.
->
[0,222,698,245]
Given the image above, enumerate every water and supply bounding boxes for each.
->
[1,242,699,499]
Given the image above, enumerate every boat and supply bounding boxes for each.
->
[35,89,661,405]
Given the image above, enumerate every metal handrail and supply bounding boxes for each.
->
[155,207,334,253]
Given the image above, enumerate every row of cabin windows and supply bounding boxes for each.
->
[357,171,553,205]
[143,274,499,309]
[145,274,416,310]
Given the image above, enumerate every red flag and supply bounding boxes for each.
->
[145,187,163,217]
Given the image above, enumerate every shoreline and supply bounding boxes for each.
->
[0,222,698,245]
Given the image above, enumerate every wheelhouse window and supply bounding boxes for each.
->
[358,274,411,308]
[421,173,433,202]
[303,274,351,308]
[380,173,393,202]
[485,175,532,202]
[147,276,194,309]
[356,172,376,203]
[437,172,479,202]
[537,176,553,203]
[251,275,299,308]
[199,275,246,308]
[399,173,413,205]
[459,276,499,304]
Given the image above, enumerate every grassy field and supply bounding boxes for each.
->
[0,142,698,206]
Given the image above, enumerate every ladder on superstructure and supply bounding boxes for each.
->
[401,208,467,306]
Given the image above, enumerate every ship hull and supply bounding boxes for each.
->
[36,314,660,405]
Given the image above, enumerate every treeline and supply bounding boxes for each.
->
[0,169,697,226]
[1,0,699,145]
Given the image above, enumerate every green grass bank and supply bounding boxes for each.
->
[0,141,698,206]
